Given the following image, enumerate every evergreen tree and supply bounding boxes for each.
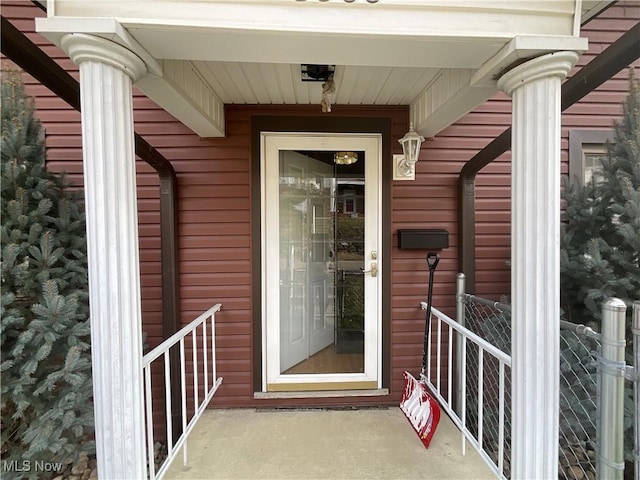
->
[560,72,638,467]
[1,71,94,477]
[561,70,640,330]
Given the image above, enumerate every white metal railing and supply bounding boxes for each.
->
[420,302,511,479]
[142,303,223,480]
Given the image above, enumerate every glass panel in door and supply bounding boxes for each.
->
[278,150,365,375]
[262,133,380,391]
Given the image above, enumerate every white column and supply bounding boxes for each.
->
[60,33,148,479]
[497,51,578,479]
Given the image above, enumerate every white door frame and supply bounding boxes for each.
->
[260,132,382,392]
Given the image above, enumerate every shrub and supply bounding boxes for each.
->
[1,71,94,477]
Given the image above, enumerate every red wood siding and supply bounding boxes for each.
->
[1,1,169,430]
[471,3,640,299]
[2,1,638,408]
[1,3,165,350]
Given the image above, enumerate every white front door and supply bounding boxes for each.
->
[262,133,382,392]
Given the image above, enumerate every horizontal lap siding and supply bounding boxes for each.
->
[390,92,510,394]
[1,1,170,438]
[392,4,640,394]
[472,3,640,300]
[3,1,638,409]
[149,108,252,406]
[216,105,410,407]
[2,3,164,350]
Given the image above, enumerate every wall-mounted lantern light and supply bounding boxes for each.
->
[393,124,425,180]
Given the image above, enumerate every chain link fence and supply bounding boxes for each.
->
[459,283,638,480]
[557,321,599,480]
[462,294,512,477]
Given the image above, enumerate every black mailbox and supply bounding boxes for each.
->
[398,229,449,250]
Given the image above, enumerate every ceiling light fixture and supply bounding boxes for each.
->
[334,151,358,165]
[301,64,335,82]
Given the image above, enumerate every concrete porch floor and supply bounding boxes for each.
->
[164,407,495,479]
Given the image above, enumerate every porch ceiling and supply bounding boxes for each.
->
[37,0,596,138]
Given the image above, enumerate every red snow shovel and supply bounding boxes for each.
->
[399,252,441,448]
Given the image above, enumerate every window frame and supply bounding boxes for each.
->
[568,129,614,184]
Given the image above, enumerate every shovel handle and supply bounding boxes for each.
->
[427,252,440,271]
[421,252,440,374]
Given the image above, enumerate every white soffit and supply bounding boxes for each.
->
[411,34,587,138]
[38,0,588,138]
[193,62,441,106]
[36,17,225,137]
[137,60,225,137]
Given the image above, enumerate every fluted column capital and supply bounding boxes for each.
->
[497,50,579,97]
[61,32,147,82]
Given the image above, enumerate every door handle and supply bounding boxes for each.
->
[361,261,378,277]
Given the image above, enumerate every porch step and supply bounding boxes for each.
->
[253,388,389,399]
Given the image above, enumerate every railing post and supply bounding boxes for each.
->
[633,301,640,480]
[597,298,627,480]
[456,273,466,417]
